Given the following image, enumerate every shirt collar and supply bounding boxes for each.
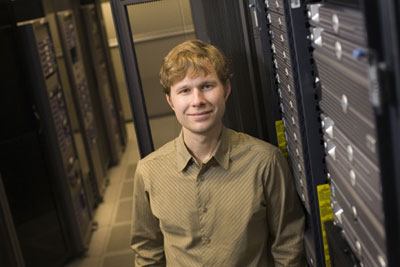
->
[213,127,230,170]
[176,130,192,172]
[175,127,231,172]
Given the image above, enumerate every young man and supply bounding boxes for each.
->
[131,39,306,266]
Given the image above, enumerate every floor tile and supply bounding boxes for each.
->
[102,252,134,267]
[106,224,131,253]
[114,199,133,223]
[120,181,133,199]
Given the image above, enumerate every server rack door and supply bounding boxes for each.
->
[364,1,400,265]
[55,9,108,200]
[80,0,128,150]
[43,4,98,210]
[70,1,116,171]
[247,0,283,146]
[79,3,124,165]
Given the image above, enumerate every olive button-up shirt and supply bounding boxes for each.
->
[131,127,306,266]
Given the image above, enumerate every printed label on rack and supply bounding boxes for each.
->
[275,120,288,159]
[291,0,300,8]
[317,184,333,267]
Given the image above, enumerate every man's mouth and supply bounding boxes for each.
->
[190,110,212,116]
[189,110,213,118]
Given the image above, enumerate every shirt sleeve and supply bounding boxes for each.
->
[264,149,307,267]
[131,160,166,266]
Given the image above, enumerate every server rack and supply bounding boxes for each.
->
[263,1,328,265]
[0,13,92,266]
[79,3,125,164]
[43,1,97,210]
[109,0,400,266]
[246,0,282,146]
[81,0,128,150]
[55,9,108,201]
[308,1,400,266]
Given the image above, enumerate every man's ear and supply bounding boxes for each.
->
[166,93,174,110]
[224,80,231,101]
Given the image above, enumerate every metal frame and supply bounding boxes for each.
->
[362,0,400,266]
[80,3,124,164]
[282,1,328,266]
[246,0,282,146]
[18,20,92,255]
[110,0,154,157]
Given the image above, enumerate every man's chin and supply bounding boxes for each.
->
[183,124,222,136]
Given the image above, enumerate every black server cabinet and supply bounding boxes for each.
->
[55,9,108,201]
[0,19,92,266]
[79,3,124,164]
[190,0,271,142]
[0,173,25,267]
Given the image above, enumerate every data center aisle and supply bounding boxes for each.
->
[66,123,140,267]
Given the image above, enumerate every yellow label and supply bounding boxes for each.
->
[275,120,288,158]
[317,184,333,267]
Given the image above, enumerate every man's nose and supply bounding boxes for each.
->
[192,88,206,105]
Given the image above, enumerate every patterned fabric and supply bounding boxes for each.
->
[131,127,306,267]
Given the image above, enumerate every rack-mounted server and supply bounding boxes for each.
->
[309,2,390,266]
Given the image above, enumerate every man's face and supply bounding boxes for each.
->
[166,67,230,138]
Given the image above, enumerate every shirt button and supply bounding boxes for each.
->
[202,207,208,213]
[202,236,210,244]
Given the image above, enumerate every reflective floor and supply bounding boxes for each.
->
[65,116,181,267]
[65,122,140,267]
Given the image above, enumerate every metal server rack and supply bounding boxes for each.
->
[0,18,93,265]
[17,19,94,254]
[264,0,328,266]
[308,1,400,266]
[79,3,124,164]
[82,0,128,149]
[55,10,108,202]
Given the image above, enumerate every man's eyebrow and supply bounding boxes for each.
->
[201,79,218,84]
[175,83,190,91]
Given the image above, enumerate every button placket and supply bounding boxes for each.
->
[196,164,211,247]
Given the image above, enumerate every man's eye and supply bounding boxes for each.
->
[203,84,213,89]
[180,89,190,94]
